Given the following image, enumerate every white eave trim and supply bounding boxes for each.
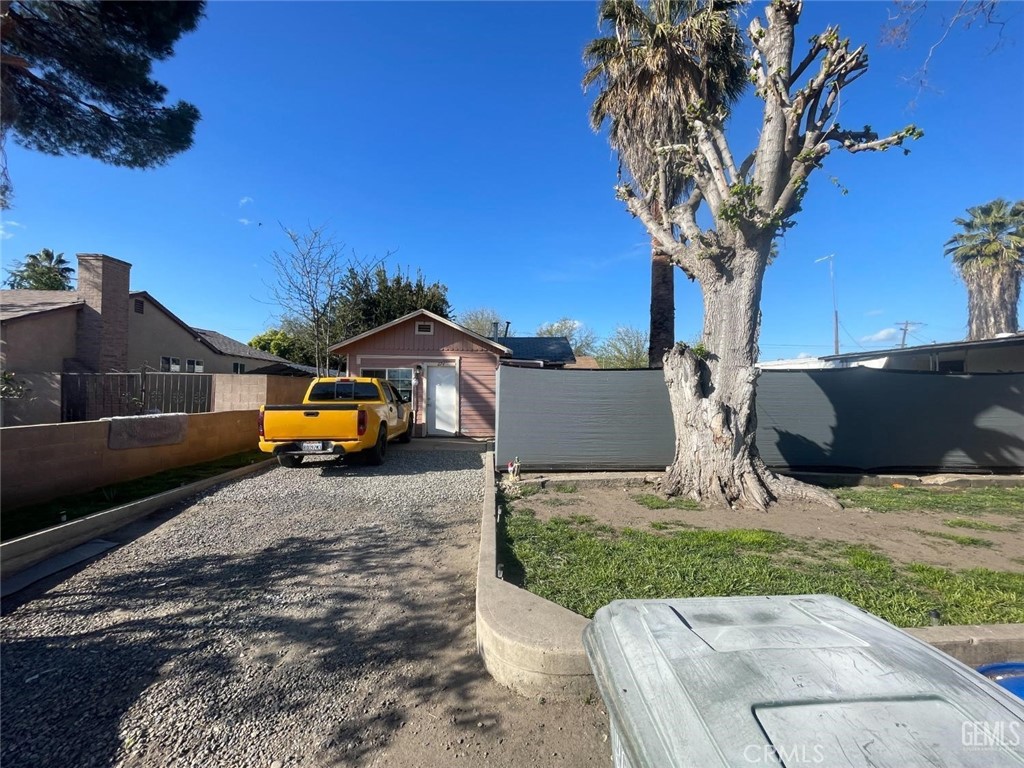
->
[328,309,512,355]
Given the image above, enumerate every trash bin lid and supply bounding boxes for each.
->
[583,595,1024,768]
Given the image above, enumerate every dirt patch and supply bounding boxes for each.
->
[516,484,1024,573]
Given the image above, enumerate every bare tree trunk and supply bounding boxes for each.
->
[964,265,1021,341]
[648,245,675,368]
[662,244,840,511]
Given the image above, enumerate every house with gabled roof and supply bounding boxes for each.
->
[1,254,291,377]
[328,309,575,438]
[1,253,303,424]
[127,290,289,374]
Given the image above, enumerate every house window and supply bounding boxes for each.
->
[938,359,965,374]
[414,321,434,335]
[160,356,181,373]
[362,367,413,403]
[186,359,204,373]
[233,362,246,374]
[134,299,145,314]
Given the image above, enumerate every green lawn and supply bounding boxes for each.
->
[2,450,268,542]
[501,505,1024,628]
[835,486,1024,517]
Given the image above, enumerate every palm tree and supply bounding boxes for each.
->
[3,248,75,290]
[583,0,747,368]
[944,199,1023,340]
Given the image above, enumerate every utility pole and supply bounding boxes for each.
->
[896,321,923,348]
[815,255,839,355]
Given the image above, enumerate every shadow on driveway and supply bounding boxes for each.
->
[2,497,496,766]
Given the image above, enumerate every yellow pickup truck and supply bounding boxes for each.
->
[258,377,413,467]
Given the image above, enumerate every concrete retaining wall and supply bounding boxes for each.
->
[476,464,1024,699]
[1,410,259,510]
[475,453,597,700]
[0,460,274,579]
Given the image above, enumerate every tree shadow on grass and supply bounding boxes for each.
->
[496,509,527,588]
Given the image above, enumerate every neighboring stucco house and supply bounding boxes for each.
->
[0,290,84,375]
[819,334,1024,373]
[127,291,288,374]
[328,309,575,438]
[1,253,289,377]
[759,334,1024,373]
[1,253,298,425]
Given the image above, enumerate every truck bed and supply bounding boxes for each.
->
[261,403,361,441]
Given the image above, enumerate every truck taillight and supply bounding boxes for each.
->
[357,409,367,436]
[258,410,265,438]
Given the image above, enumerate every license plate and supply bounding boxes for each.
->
[301,441,324,452]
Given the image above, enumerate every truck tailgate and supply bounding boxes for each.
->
[262,404,361,441]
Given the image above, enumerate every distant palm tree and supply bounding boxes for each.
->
[583,0,747,368]
[4,248,75,290]
[944,199,1023,340]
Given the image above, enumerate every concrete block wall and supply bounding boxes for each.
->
[211,374,311,412]
[266,374,313,405]
[211,374,266,412]
[1,410,258,510]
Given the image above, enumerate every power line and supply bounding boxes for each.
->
[908,330,935,346]
[759,343,840,349]
[838,320,866,350]
[896,320,924,348]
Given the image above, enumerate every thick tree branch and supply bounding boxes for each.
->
[826,127,921,153]
[751,0,800,214]
[692,121,732,207]
[669,190,703,244]
[788,38,824,87]
[711,125,740,185]
[654,139,723,215]
[773,125,921,225]
[619,184,699,278]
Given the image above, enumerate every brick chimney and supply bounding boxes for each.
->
[74,254,131,372]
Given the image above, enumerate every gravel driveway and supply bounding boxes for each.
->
[1,447,611,767]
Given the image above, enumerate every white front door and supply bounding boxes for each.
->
[426,365,457,436]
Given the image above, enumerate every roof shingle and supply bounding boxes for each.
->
[0,290,83,322]
[192,328,291,363]
[497,336,576,365]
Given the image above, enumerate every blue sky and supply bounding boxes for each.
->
[2,1,1021,361]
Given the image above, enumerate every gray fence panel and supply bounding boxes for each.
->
[144,373,212,415]
[60,373,214,422]
[495,366,675,470]
[756,369,1024,472]
[496,366,1024,472]
[61,373,144,422]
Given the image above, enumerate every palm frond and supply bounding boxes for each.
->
[944,198,1024,273]
[583,0,747,202]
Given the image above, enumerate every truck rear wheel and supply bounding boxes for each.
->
[278,454,304,468]
[366,427,387,466]
[398,418,413,443]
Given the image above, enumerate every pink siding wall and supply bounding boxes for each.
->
[339,317,500,437]
[459,353,497,437]
[346,318,499,354]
